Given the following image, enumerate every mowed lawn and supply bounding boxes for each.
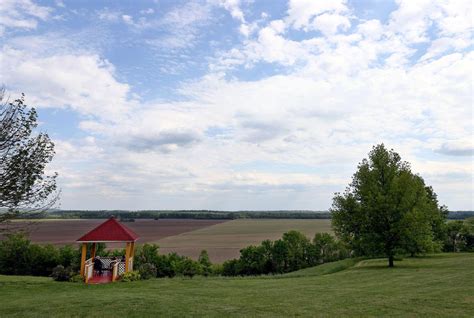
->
[157,219,332,262]
[1,253,472,317]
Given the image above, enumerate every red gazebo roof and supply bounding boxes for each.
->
[77,217,139,242]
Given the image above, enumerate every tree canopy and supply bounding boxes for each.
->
[0,89,58,224]
[331,144,447,267]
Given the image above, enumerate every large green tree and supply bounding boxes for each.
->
[0,89,58,226]
[331,144,446,267]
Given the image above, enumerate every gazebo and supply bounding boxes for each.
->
[77,217,139,283]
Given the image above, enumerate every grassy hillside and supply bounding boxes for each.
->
[0,253,473,317]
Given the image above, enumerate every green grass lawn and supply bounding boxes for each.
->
[0,253,472,317]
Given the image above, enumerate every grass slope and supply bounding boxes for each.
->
[0,253,473,317]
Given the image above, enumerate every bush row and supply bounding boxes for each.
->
[134,244,213,279]
[0,234,80,276]
[222,231,348,276]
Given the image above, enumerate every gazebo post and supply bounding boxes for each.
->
[80,243,87,277]
[125,242,131,272]
[90,242,97,259]
[130,242,135,270]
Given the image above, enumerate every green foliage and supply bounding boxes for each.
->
[0,233,79,276]
[444,220,474,252]
[222,259,240,276]
[0,90,58,222]
[51,265,74,282]
[172,258,202,278]
[121,271,141,282]
[198,250,212,276]
[138,263,157,280]
[134,245,207,278]
[313,233,349,263]
[68,274,84,283]
[0,233,32,275]
[211,263,223,276]
[222,231,348,276]
[282,230,312,271]
[463,217,474,251]
[58,245,80,270]
[331,144,448,267]
[29,244,60,276]
[134,244,160,268]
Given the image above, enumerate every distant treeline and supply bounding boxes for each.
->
[43,210,331,220]
[21,209,474,220]
[448,211,474,220]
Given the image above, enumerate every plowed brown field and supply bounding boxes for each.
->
[1,219,227,249]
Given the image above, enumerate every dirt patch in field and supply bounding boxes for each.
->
[0,219,228,248]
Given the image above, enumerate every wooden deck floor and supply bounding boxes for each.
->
[88,272,113,284]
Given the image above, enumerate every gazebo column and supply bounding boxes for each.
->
[80,243,87,277]
[90,242,97,259]
[130,242,135,271]
[125,242,131,272]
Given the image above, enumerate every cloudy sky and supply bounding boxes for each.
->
[0,0,472,210]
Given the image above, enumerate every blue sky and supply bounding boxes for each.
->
[0,0,472,210]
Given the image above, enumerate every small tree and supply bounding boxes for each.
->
[198,250,212,276]
[331,144,447,267]
[282,230,311,271]
[313,233,343,264]
[0,89,58,226]
[444,221,467,252]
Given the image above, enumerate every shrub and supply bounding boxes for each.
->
[121,271,141,282]
[211,263,223,276]
[69,274,84,283]
[30,244,60,276]
[198,250,212,276]
[51,265,74,282]
[139,263,157,280]
[172,258,202,278]
[222,259,240,276]
[135,244,160,269]
[156,253,186,278]
[58,245,80,270]
[313,233,348,264]
[0,233,32,275]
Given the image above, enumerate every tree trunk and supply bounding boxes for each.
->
[388,255,394,267]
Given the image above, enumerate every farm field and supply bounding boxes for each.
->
[0,253,472,317]
[157,219,332,262]
[1,219,332,262]
[0,219,227,249]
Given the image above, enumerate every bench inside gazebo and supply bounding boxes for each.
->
[77,217,139,284]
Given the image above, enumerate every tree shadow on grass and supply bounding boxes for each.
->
[352,258,425,270]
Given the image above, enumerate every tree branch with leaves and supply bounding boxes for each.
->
[0,88,59,226]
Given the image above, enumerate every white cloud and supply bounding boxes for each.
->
[357,19,383,40]
[0,0,52,35]
[216,0,245,23]
[312,13,351,36]
[0,46,135,120]
[97,8,122,22]
[286,0,349,31]
[140,8,155,15]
